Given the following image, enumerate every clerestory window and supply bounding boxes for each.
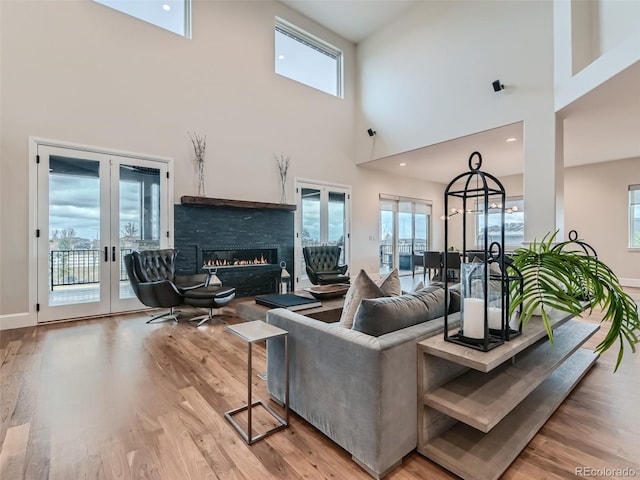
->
[94,0,192,38]
[630,185,640,248]
[275,18,343,98]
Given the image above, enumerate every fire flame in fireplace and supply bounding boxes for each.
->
[204,254,269,267]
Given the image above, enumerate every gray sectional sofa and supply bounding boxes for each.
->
[266,285,460,479]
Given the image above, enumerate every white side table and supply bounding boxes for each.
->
[224,320,289,444]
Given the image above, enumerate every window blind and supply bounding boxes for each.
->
[275,20,340,60]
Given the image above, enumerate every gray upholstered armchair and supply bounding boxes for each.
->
[302,246,349,285]
[124,249,208,323]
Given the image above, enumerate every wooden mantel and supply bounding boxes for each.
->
[180,196,296,211]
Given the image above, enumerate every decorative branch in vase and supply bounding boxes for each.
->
[275,153,290,204]
[189,131,207,196]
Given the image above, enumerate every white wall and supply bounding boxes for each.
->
[555,0,640,110]
[571,0,640,75]
[599,0,640,54]
[0,0,435,320]
[355,0,561,242]
[564,157,640,285]
[355,0,554,164]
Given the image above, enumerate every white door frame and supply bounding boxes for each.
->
[294,178,351,290]
[29,137,174,323]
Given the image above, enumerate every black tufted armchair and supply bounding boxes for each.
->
[124,249,208,323]
[302,246,350,285]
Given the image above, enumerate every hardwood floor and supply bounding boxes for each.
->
[1,291,638,480]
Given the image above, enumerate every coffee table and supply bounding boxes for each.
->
[236,291,345,323]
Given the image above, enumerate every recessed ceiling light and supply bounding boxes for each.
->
[162,4,171,11]
[278,54,285,60]
[399,162,407,166]
[506,137,517,142]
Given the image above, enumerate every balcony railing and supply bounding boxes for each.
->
[379,241,427,270]
[50,248,132,291]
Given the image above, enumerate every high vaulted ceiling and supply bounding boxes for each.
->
[279,0,418,44]
[281,1,640,184]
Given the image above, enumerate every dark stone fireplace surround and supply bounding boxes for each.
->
[173,197,295,297]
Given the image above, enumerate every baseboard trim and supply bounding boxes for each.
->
[0,312,37,331]
[620,278,640,288]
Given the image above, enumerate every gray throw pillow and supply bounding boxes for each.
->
[377,268,402,296]
[339,269,385,329]
[402,280,425,295]
[448,283,461,313]
[418,281,460,314]
[352,286,448,337]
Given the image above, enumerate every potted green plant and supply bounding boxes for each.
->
[509,231,639,371]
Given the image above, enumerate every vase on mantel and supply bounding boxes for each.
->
[280,177,287,204]
[189,131,207,197]
[197,163,205,197]
[275,154,290,204]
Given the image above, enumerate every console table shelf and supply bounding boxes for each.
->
[423,320,599,432]
[421,308,577,372]
[419,349,597,480]
[417,313,599,480]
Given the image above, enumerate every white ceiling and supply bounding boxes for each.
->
[363,122,524,185]
[281,1,640,184]
[279,0,418,44]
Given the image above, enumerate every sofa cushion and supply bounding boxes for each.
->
[377,268,402,296]
[352,286,448,337]
[449,283,461,313]
[402,280,425,295]
[425,281,461,314]
[339,269,401,329]
[339,270,385,328]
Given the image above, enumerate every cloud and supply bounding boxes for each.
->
[48,175,142,240]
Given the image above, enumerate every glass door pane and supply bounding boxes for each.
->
[328,191,346,264]
[398,201,413,276]
[37,146,111,322]
[301,187,322,247]
[48,156,102,306]
[300,187,321,280]
[415,203,429,252]
[117,163,162,301]
[379,200,395,274]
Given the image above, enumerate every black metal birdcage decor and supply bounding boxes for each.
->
[443,151,523,351]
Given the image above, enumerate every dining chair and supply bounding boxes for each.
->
[412,250,425,278]
[423,251,442,282]
[444,251,461,282]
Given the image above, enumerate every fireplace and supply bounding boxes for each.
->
[202,248,278,268]
[173,198,295,297]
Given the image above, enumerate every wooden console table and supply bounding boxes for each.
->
[417,310,599,480]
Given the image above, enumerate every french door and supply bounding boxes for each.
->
[36,143,170,322]
[379,196,431,276]
[295,181,351,289]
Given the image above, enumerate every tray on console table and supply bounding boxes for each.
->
[417,311,599,480]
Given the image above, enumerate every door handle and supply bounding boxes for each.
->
[112,246,116,262]
[104,246,108,262]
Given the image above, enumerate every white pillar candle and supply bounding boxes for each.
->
[463,298,485,339]
[488,307,503,330]
[509,311,520,330]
